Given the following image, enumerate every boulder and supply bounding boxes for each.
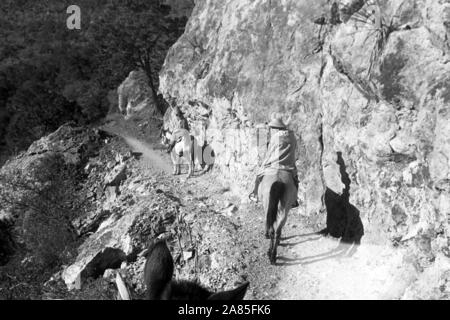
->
[104,163,127,187]
[62,195,180,290]
[117,70,157,119]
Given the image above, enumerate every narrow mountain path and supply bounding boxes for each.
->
[101,117,418,300]
[121,135,174,174]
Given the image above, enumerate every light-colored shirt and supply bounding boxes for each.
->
[260,129,298,175]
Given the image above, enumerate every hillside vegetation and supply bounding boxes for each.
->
[0,0,187,160]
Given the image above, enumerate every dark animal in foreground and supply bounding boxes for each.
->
[144,241,249,300]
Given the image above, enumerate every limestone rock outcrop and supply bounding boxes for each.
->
[159,0,450,291]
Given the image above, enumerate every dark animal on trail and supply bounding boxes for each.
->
[144,241,249,300]
[258,171,297,265]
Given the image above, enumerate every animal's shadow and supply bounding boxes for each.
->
[275,241,359,266]
[320,152,364,246]
[279,232,318,241]
[278,235,322,247]
[275,152,364,266]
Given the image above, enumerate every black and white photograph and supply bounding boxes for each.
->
[0,0,449,306]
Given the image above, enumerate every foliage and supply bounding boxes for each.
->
[348,0,404,77]
[0,257,56,300]
[0,218,14,266]
[87,0,187,114]
[0,0,187,157]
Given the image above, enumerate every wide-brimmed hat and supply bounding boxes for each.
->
[268,118,287,129]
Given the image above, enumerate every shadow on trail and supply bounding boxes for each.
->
[319,152,364,247]
[299,243,359,266]
[280,232,320,241]
[275,238,359,267]
[122,135,173,174]
[278,236,322,247]
[270,153,364,269]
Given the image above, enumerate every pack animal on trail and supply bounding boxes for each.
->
[258,170,297,265]
[143,241,249,300]
[160,128,213,177]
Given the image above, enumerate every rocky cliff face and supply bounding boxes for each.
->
[160,0,450,271]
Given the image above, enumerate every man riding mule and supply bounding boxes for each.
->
[249,117,299,208]
[249,117,300,265]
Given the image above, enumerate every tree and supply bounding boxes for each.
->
[88,0,187,114]
[0,0,189,157]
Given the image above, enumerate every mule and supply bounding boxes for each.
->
[143,241,249,300]
[258,170,297,265]
[160,128,212,177]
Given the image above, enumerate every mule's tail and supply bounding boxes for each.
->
[267,181,285,232]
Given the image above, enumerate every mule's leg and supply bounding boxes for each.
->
[265,220,271,239]
[171,153,178,176]
[198,153,207,175]
[187,163,192,177]
[268,230,277,265]
[271,228,283,265]
[270,207,290,265]
[266,209,274,257]
[189,159,194,177]
[185,151,193,178]
[175,150,182,175]
[274,207,289,242]
[267,226,275,262]
[270,238,277,265]
[266,216,276,264]
[268,208,282,264]
[200,164,212,175]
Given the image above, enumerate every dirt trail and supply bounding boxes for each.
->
[122,135,173,174]
[102,118,414,300]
